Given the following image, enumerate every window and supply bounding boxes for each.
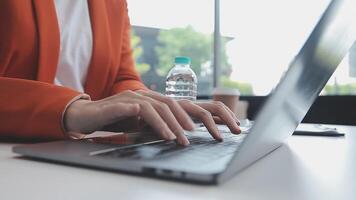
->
[217,0,356,125]
[129,0,356,96]
[220,0,339,95]
[324,44,356,95]
[128,0,215,96]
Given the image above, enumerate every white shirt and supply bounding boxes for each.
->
[54,0,93,92]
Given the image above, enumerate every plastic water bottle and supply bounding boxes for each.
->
[165,56,198,101]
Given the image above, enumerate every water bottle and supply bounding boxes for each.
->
[165,56,198,101]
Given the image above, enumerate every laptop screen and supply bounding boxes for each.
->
[220,0,356,182]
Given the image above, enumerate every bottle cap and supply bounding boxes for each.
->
[175,56,191,65]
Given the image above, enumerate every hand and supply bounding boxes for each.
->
[64,90,241,146]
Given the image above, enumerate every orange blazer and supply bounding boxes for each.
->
[0,0,146,140]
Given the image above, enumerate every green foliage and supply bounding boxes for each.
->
[323,83,356,95]
[220,76,254,95]
[155,26,231,76]
[131,31,150,74]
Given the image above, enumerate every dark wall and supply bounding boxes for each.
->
[198,95,356,125]
[239,96,356,125]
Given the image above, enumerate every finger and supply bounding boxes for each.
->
[134,94,189,146]
[213,116,224,124]
[138,90,195,131]
[196,102,241,134]
[113,91,189,145]
[113,91,176,140]
[141,101,178,140]
[221,103,240,125]
[179,100,222,141]
[133,101,176,141]
[107,90,176,140]
[208,100,240,125]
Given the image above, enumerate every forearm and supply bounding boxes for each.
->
[0,77,87,140]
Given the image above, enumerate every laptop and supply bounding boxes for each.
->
[13,0,356,185]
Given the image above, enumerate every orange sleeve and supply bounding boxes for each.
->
[0,77,85,141]
[111,0,147,94]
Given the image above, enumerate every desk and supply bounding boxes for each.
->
[0,125,355,200]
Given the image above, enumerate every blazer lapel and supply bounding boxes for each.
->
[33,0,115,99]
[85,0,111,100]
[32,0,60,83]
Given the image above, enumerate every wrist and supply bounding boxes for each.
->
[62,95,91,136]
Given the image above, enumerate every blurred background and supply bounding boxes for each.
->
[128,0,356,124]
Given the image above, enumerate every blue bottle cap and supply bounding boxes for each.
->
[175,56,191,65]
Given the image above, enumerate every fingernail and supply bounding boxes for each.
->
[235,123,241,130]
[236,120,241,126]
[215,131,223,141]
[164,131,176,140]
[234,126,241,134]
[179,135,190,146]
[169,134,177,140]
[182,139,190,146]
[176,139,189,146]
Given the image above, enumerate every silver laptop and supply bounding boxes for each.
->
[13,0,356,184]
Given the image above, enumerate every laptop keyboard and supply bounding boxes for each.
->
[94,130,246,162]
